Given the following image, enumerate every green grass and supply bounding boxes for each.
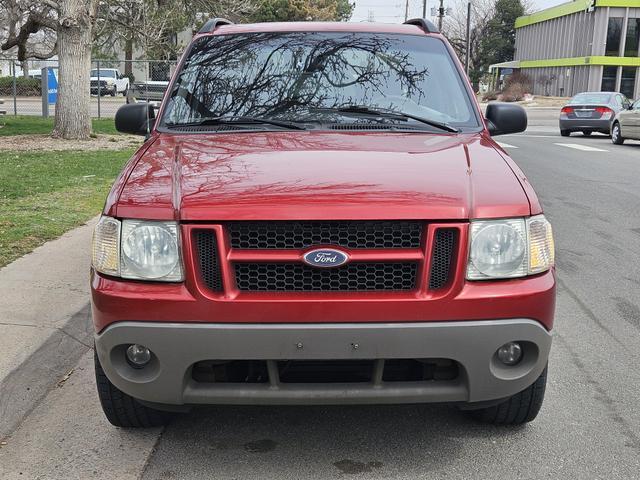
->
[0,115,119,136]
[0,149,133,267]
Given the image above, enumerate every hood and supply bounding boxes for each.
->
[114,131,533,221]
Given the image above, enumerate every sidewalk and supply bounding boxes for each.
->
[0,218,98,438]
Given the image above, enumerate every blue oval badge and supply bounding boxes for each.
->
[303,248,349,268]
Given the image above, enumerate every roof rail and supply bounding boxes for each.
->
[198,18,233,34]
[404,18,439,34]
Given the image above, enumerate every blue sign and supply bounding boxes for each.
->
[47,67,58,104]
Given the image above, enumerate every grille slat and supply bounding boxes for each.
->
[195,231,223,292]
[428,229,456,290]
[228,221,423,250]
[235,262,417,292]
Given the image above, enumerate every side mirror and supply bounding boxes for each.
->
[485,102,527,136]
[115,103,156,136]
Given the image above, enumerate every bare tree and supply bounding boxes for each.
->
[94,0,258,75]
[1,0,99,139]
[443,0,495,91]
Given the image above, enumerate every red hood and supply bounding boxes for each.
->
[113,131,534,221]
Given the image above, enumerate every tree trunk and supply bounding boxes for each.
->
[52,0,98,140]
[124,38,133,79]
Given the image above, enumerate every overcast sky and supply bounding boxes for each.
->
[350,0,566,23]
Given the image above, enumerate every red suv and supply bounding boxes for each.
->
[91,19,555,428]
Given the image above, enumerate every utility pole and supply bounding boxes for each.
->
[422,0,427,18]
[465,1,471,75]
[437,0,445,30]
[405,0,410,22]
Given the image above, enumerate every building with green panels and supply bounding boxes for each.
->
[513,0,640,98]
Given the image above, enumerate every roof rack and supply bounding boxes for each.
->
[198,18,233,34]
[403,18,439,34]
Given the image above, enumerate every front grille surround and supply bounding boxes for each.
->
[192,222,461,295]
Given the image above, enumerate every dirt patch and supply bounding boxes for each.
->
[0,133,142,151]
[518,96,570,108]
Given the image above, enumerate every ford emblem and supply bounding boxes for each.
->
[303,248,349,268]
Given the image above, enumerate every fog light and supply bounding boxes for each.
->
[497,342,523,366]
[126,344,151,368]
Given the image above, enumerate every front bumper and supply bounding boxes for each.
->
[95,319,552,406]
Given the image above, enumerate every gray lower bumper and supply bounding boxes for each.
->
[559,118,611,132]
[95,320,552,406]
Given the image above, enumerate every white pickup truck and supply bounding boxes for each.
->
[90,68,129,96]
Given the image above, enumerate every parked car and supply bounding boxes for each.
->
[611,99,640,144]
[92,18,555,428]
[125,80,169,104]
[90,68,129,96]
[559,91,631,136]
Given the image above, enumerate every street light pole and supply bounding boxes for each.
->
[405,0,409,21]
[438,0,444,31]
[423,0,427,18]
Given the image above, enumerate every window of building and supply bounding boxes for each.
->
[620,67,637,99]
[625,18,640,57]
[601,66,617,91]
[605,17,623,56]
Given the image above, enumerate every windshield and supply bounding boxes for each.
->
[569,93,611,104]
[91,70,116,78]
[161,32,479,129]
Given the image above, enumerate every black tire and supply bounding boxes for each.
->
[611,122,625,145]
[469,367,547,425]
[94,349,170,428]
[560,129,570,137]
[582,130,592,136]
[110,86,117,97]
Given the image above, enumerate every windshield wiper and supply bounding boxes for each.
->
[312,106,460,133]
[166,116,307,130]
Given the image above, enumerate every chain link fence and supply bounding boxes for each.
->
[0,58,176,118]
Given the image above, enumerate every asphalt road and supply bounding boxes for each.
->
[1,112,640,479]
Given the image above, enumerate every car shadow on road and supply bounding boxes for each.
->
[142,403,532,478]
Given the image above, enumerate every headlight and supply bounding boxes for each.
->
[467,215,554,280]
[91,216,183,282]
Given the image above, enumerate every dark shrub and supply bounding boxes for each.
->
[0,76,41,96]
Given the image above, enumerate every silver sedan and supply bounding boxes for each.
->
[559,91,631,137]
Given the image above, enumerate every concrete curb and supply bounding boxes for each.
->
[0,305,93,438]
[0,218,98,439]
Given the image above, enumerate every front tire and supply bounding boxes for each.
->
[468,367,547,425]
[560,129,570,137]
[611,122,625,145]
[94,349,170,428]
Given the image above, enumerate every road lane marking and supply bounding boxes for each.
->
[520,135,559,138]
[496,142,518,149]
[554,143,609,152]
